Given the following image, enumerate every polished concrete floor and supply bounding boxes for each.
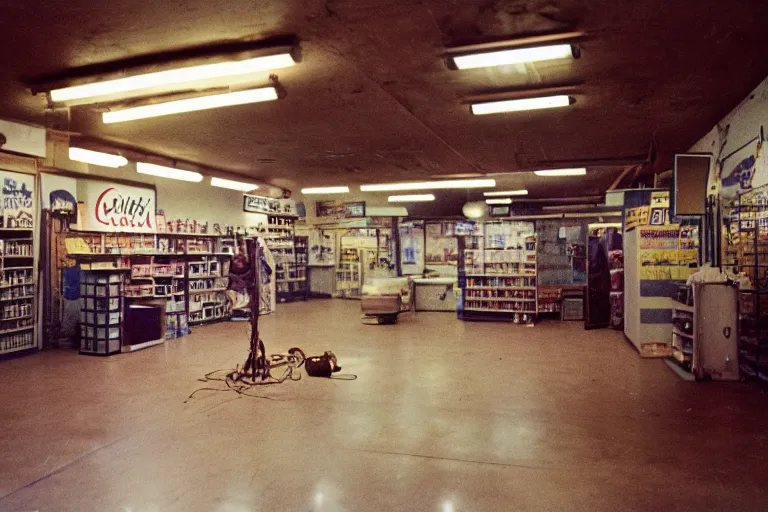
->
[1,299,767,511]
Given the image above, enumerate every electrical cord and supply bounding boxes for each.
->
[184,349,306,402]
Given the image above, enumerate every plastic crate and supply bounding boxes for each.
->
[561,297,583,321]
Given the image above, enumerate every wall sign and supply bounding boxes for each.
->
[625,206,650,231]
[315,200,365,219]
[84,181,156,233]
[0,171,34,228]
[243,194,297,216]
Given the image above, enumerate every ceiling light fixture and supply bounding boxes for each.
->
[50,53,295,103]
[452,44,574,70]
[102,87,278,123]
[361,178,495,192]
[301,186,350,194]
[533,168,587,176]
[471,95,573,115]
[210,177,259,192]
[388,194,435,203]
[542,204,599,212]
[68,147,127,168]
[483,189,528,197]
[136,162,203,182]
[485,198,512,205]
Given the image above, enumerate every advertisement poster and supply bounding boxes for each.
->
[0,170,34,228]
[83,180,156,233]
[309,229,336,266]
[399,222,424,274]
[315,200,365,219]
[625,206,650,231]
[638,225,695,280]
[243,195,297,216]
[425,222,458,265]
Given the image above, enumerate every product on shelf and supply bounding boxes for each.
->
[458,221,538,323]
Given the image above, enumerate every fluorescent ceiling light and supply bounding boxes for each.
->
[361,179,495,192]
[103,87,278,124]
[388,194,435,202]
[453,44,573,70]
[542,204,598,211]
[471,95,572,115]
[486,198,512,205]
[210,177,259,192]
[588,223,622,229]
[50,53,295,103]
[136,162,203,182]
[534,168,587,177]
[68,147,127,168]
[483,189,528,197]
[301,186,350,194]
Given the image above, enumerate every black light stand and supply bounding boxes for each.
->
[240,237,268,382]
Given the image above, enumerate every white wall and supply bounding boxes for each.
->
[47,140,267,228]
[691,76,768,199]
[87,163,268,228]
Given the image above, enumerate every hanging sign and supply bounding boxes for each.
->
[315,200,365,219]
[84,181,156,233]
[243,194,297,216]
[0,170,34,229]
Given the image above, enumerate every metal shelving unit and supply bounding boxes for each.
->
[734,189,768,382]
[0,228,36,357]
[458,221,538,324]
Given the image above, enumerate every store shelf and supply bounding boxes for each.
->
[672,302,694,313]
[0,314,33,322]
[2,266,33,270]
[464,297,536,302]
[464,307,536,313]
[0,282,35,289]
[0,228,33,231]
[465,274,536,278]
[189,287,227,293]
[673,327,693,339]
[466,286,536,291]
[0,344,36,355]
[0,295,34,301]
[0,255,34,258]
[68,251,183,256]
[0,325,35,335]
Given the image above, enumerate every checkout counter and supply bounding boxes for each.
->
[412,277,457,312]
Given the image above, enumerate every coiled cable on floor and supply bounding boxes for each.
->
[184,347,306,402]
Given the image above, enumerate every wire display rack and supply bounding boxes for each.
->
[733,187,768,382]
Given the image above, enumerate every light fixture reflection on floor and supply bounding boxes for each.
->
[533,168,586,176]
[137,162,203,182]
[50,53,295,103]
[388,194,435,202]
[361,179,495,192]
[301,186,350,194]
[452,44,574,70]
[483,189,528,197]
[471,95,573,115]
[210,177,259,192]
[102,87,278,123]
[68,147,128,168]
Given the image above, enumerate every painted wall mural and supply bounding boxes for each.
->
[716,126,765,199]
[0,171,34,229]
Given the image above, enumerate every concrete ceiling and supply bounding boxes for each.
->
[1,0,767,199]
